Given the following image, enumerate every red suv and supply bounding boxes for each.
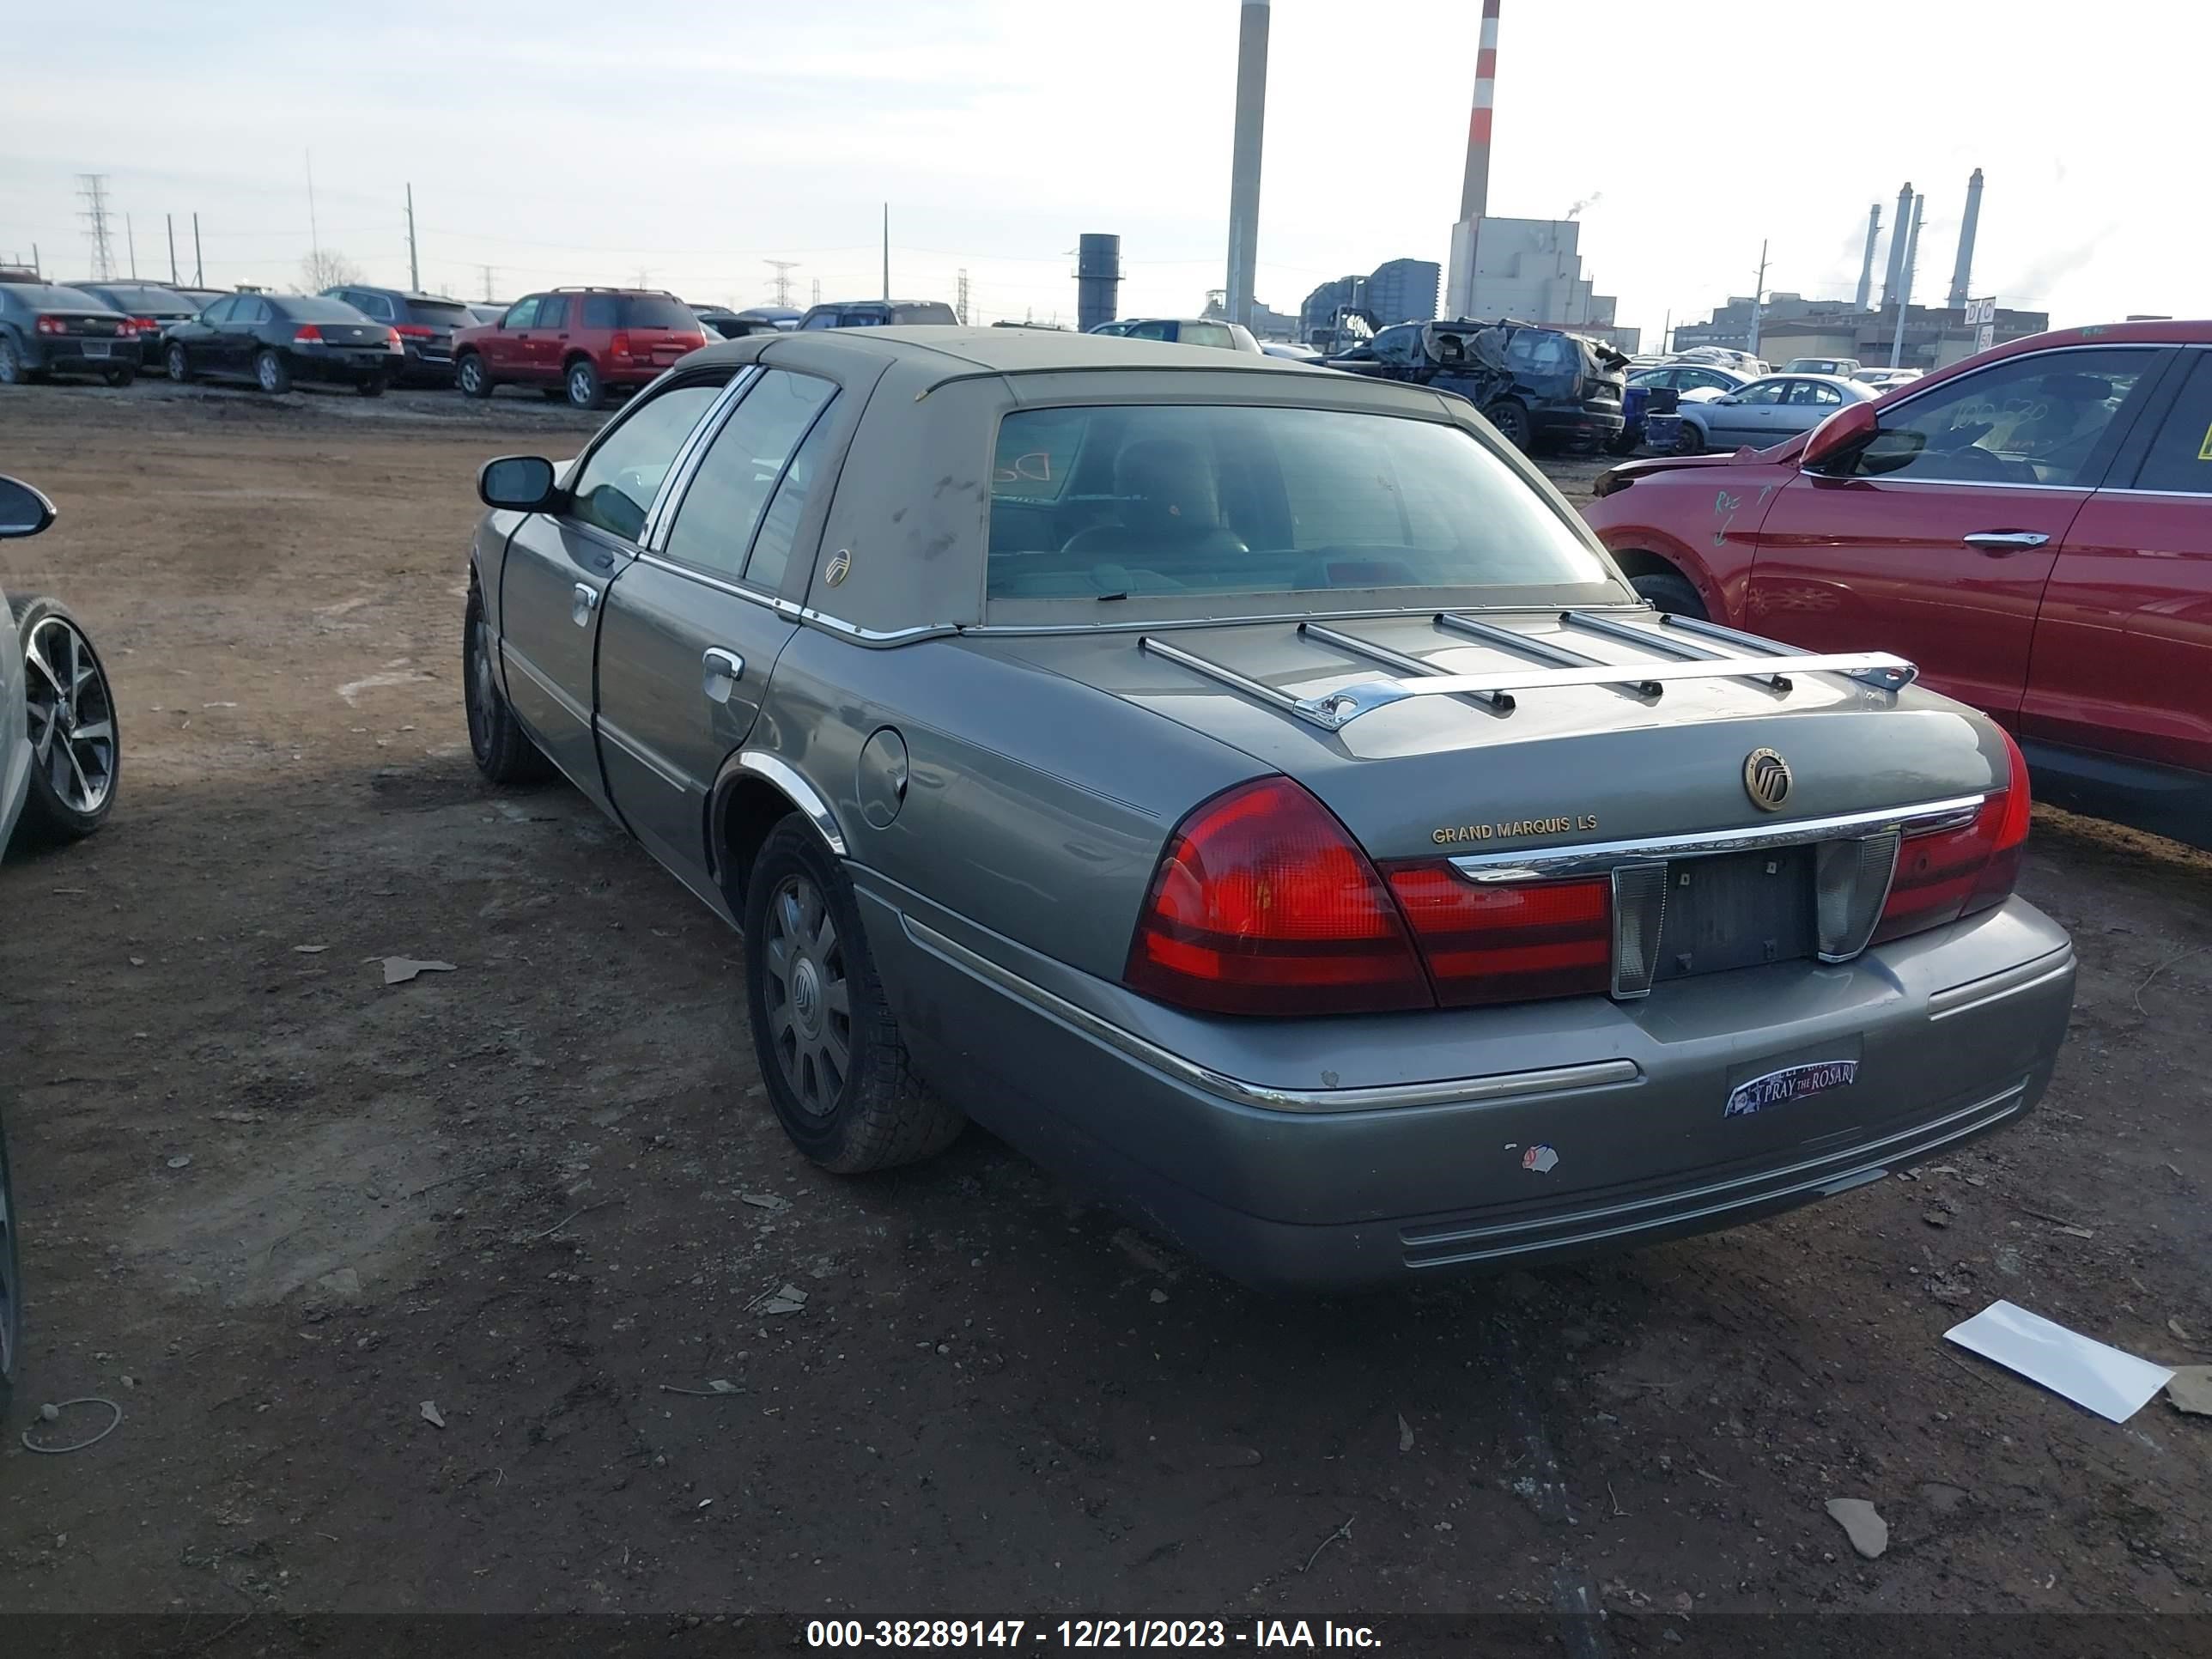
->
[452,288,706,409]
[1583,321,2212,849]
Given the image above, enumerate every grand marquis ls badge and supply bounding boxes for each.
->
[1742,746,1792,812]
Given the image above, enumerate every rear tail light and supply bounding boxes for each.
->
[1123,777,1431,1016]
[608,329,633,362]
[383,328,404,351]
[393,324,435,339]
[1383,866,1613,1006]
[293,324,324,343]
[34,316,65,335]
[130,317,159,335]
[1872,727,2031,945]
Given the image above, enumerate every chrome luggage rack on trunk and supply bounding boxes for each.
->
[1138,611,1917,732]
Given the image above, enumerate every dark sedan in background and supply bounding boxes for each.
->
[163,292,402,395]
[75,283,204,369]
[322,285,479,385]
[0,283,138,386]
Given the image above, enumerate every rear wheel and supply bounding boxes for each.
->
[101,362,135,388]
[10,595,119,844]
[564,357,604,410]
[0,337,24,386]
[456,352,492,398]
[254,349,291,395]
[744,818,963,1174]
[166,343,192,383]
[1629,570,1709,621]
[463,584,552,784]
[1673,420,1705,456]
[1483,398,1533,450]
[356,375,386,398]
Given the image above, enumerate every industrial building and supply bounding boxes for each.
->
[1297,258,1443,340]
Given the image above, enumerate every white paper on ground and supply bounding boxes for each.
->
[1945,1299,2174,1423]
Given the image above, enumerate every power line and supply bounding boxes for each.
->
[76,173,117,281]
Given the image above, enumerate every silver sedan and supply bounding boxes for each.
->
[1679,373,1878,453]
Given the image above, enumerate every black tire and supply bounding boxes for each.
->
[1606,428,1641,456]
[355,375,386,398]
[166,342,192,383]
[744,817,963,1174]
[9,595,119,844]
[456,352,492,398]
[0,1098,18,1425]
[102,362,135,388]
[253,349,292,395]
[564,356,604,410]
[1673,420,1705,456]
[463,583,553,785]
[1484,398,1534,450]
[0,335,25,386]
[1630,570,1709,620]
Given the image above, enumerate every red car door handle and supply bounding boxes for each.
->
[1963,532,2051,554]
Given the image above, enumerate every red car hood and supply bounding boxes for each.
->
[1595,433,1807,494]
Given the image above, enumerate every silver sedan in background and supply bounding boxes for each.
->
[1678,373,1878,453]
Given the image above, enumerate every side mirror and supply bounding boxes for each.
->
[1801,400,1880,471]
[477,455,558,511]
[0,475,56,539]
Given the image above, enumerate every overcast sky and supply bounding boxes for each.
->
[2,0,2194,339]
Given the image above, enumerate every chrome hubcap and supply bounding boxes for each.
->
[762,874,850,1116]
[23,616,115,814]
[569,369,590,402]
[258,359,277,391]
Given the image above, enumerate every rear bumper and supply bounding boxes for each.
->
[286,345,399,386]
[399,343,456,385]
[27,339,131,376]
[864,886,2075,1291]
[1529,399,1625,447]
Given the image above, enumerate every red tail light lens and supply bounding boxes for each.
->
[1873,727,2032,945]
[130,316,158,334]
[34,316,65,335]
[392,324,435,339]
[293,324,323,343]
[608,330,633,362]
[1124,777,1431,1016]
[1382,866,1613,1006]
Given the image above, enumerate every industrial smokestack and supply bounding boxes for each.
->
[1881,180,1913,310]
[1443,0,1502,319]
[1224,0,1270,329]
[1077,234,1122,332]
[1888,192,1924,368]
[1854,204,1881,312]
[1948,167,1984,309]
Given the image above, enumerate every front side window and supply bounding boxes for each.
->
[200,295,238,325]
[1735,380,1788,405]
[799,311,837,331]
[986,404,1611,606]
[1851,348,2155,486]
[663,370,836,580]
[1125,321,1173,341]
[567,380,725,543]
[501,297,541,330]
[2132,356,2212,495]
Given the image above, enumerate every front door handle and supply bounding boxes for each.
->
[702,647,744,703]
[571,582,599,627]
[1963,531,2051,555]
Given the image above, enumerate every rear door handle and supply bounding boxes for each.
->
[702,647,744,703]
[1963,532,2051,554]
[571,582,599,627]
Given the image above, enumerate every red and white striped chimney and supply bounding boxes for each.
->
[1458,0,1501,222]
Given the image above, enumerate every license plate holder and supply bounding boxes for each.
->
[1653,847,1815,981]
[81,341,112,358]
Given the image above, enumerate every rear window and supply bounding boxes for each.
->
[276,295,369,322]
[4,284,104,309]
[619,295,696,330]
[91,285,185,312]
[890,303,957,325]
[986,404,1610,605]
[405,299,475,326]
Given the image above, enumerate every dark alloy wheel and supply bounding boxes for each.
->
[101,362,135,388]
[462,584,551,784]
[743,818,963,1173]
[166,343,191,383]
[1484,398,1533,450]
[11,595,119,842]
[1673,420,1705,456]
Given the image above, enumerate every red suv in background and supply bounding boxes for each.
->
[451,287,706,409]
[1583,321,2212,849]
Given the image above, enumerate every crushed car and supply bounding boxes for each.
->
[1328,318,1628,453]
[461,325,2075,1291]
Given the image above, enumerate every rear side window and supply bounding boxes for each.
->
[568,381,724,542]
[537,295,569,330]
[663,370,837,582]
[1504,331,1574,374]
[2133,356,2212,495]
[985,404,1609,605]
[582,295,618,328]
[351,291,396,319]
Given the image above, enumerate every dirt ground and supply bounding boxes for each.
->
[3,381,2211,1641]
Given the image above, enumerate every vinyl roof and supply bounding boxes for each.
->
[688,324,1319,388]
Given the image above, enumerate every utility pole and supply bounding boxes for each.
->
[956,268,969,325]
[405,184,420,292]
[126,214,137,279]
[1746,239,1768,360]
[480,264,496,302]
[167,214,179,284]
[764,260,798,307]
[881,203,890,301]
[306,151,320,266]
[1661,308,1670,356]
[77,173,118,281]
[811,277,821,306]
[1889,192,1924,368]
[191,214,203,286]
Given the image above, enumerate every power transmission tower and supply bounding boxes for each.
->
[956,269,969,325]
[811,277,821,306]
[480,264,497,302]
[77,174,118,281]
[764,260,798,307]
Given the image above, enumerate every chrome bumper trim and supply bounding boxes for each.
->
[901,915,1643,1115]
[1928,946,2076,1020]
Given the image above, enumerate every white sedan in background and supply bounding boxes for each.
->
[1676,373,1878,453]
